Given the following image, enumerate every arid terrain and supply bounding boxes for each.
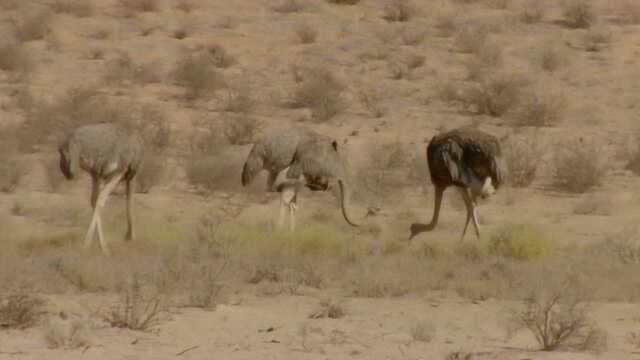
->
[1,0,640,359]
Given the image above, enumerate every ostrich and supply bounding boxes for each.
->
[58,122,143,256]
[409,126,506,241]
[241,128,360,231]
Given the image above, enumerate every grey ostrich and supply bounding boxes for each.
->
[58,122,143,255]
[241,128,360,231]
[409,126,506,241]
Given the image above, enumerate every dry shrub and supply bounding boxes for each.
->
[104,275,165,331]
[219,83,254,113]
[464,41,503,81]
[410,320,436,342]
[0,290,43,329]
[359,44,392,61]
[357,142,411,203]
[327,0,360,4]
[460,72,529,117]
[173,52,226,100]
[289,66,346,122]
[309,298,345,319]
[357,86,386,118]
[295,23,318,44]
[172,25,190,40]
[561,0,596,29]
[273,0,306,13]
[400,25,426,46]
[186,129,238,194]
[454,24,489,54]
[510,277,604,351]
[530,41,567,72]
[44,316,91,349]
[202,43,236,69]
[434,11,458,37]
[223,114,261,145]
[0,41,31,80]
[104,52,162,86]
[135,154,165,194]
[51,0,94,17]
[383,0,414,22]
[551,138,607,193]
[118,0,159,15]
[513,90,567,127]
[602,228,640,264]
[503,134,542,188]
[175,0,196,13]
[11,9,52,42]
[582,26,611,52]
[387,59,411,80]
[520,0,545,24]
[445,351,474,360]
[614,1,640,25]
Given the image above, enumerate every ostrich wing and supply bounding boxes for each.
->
[286,137,341,180]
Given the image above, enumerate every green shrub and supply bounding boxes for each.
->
[484,224,554,261]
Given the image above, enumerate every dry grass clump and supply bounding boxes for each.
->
[357,85,386,118]
[551,138,607,193]
[383,0,415,22]
[485,224,555,261]
[509,278,605,351]
[357,142,412,203]
[400,25,426,46]
[503,134,542,187]
[118,0,159,15]
[104,275,165,331]
[201,43,236,69]
[273,0,306,13]
[44,315,91,349]
[173,52,226,100]
[0,155,25,193]
[186,127,240,194]
[520,0,545,24]
[561,0,596,29]
[51,0,94,17]
[454,24,489,54]
[172,25,191,40]
[327,0,360,4]
[309,298,345,319]
[513,90,567,127]
[582,26,611,52]
[410,320,436,342]
[289,66,346,122]
[11,9,52,42]
[460,72,529,117]
[223,114,261,146]
[0,290,43,329]
[464,41,503,81]
[434,11,458,37]
[0,41,32,78]
[445,351,474,360]
[530,41,567,72]
[104,52,162,86]
[295,23,318,44]
[219,82,254,113]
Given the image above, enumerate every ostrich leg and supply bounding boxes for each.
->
[84,172,125,255]
[125,179,135,241]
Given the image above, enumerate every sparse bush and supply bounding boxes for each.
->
[104,275,164,331]
[202,43,236,68]
[51,0,94,17]
[173,52,226,100]
[551,138,607,193]
[531,41,566,72]
[0,41,31,79]
[223,114,261,145]
[434,11,458,37]
[383,0,414,22]
[445,351,474,360]
[295,23,318,44]
[520,0,545,24]
[503,135,542,187]
[219,83,254,113]
[11,9,52,42]
[410,320,436,342]
[104,52,162,86]
[289,66,346,122]
[44,316,90,349]
[273,0,305,13]
[460,72,529,116]
[400,25,426,46]
[0,291,43,329]
[309,298,345,319]
[118,0,159,14]
[513,90,567,127]
[454,25,489,54]
[358,86,386,118]
[464,41,503,81]
[561,0,596,29]
[583,26,611,52]
[510,279,600,351]
[387,60,410,80]
[601,228,640,264]
[484,224,554,261]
